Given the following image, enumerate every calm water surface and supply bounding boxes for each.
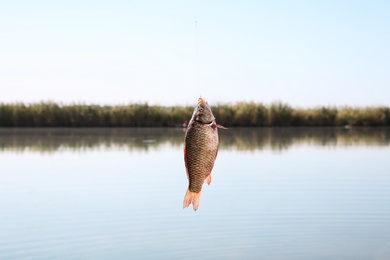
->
[0,128,389,260]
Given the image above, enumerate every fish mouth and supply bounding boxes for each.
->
[198,97,208,104]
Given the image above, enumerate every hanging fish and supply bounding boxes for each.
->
[183,97,227,211]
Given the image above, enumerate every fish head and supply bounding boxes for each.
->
[193,97,215,124]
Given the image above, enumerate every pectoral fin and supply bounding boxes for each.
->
[217,124,228,129]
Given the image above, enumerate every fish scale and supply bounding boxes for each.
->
[185,122,218,193]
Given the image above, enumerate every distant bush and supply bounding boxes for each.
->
[0,101,389,127]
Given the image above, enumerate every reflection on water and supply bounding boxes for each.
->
[0,127,389,153]
[0,127,389,259]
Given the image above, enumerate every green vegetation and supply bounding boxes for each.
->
[0,101,389,127]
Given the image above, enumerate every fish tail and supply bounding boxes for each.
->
[183,189,201,211]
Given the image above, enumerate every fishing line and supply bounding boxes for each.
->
[194,0,201,97]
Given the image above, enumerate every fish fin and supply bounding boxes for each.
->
[217,124,228,130]
[212,122,227,130]
[206,174,212,185]
[183,189,201,211]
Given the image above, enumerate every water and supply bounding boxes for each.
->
[0,128,389,260]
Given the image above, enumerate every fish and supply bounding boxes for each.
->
[183,97,227,211]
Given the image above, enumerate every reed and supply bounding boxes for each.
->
[0,101,389,127]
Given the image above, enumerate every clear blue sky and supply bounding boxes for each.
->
[1,1,389,106]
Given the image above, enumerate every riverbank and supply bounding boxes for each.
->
[0,102,389,127]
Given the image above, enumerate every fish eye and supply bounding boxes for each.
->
[198,106,204,112]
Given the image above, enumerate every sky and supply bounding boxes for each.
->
[1,0,389,107]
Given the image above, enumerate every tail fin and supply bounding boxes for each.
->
[183,189,201,211]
